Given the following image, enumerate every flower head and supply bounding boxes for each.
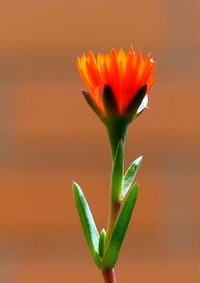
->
[77,46,156,121]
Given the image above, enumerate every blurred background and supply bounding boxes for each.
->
[0,0,200,282]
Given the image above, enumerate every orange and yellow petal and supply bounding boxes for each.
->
[77,46,156,116]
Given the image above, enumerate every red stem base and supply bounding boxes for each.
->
[102,268,116,283]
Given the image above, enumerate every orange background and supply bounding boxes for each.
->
[0,0,200,282]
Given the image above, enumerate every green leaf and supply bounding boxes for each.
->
[103,184,139,268]
[73,182,102,268]
[98,228,106,259]
[111,141,124,202]
[122,156,142,198]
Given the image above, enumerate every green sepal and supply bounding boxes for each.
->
[73,182,102,268]
[82,90,105,123]
[102,85,118,117]
[125,85,147,121]
[122,156,142,199]
[103,184,139,268]
[111,141,124,202]
[134,95,148,120]
[98,228,106,259]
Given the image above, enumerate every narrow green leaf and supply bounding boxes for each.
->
[73,182,102,268]
[103,184,139,268]
[111,141,124,202]
[98,228,106,259]
[122,156,142,198]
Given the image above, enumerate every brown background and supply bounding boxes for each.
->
[0,0,200,282]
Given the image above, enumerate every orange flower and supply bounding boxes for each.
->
[77,46,156,118]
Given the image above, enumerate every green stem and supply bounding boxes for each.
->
[102,268,116,283]
[105,201,121,247]
[102,118,128,282]
[106,118,128,161]
[105,119,126,245]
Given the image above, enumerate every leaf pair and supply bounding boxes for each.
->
[73,144,142,269]
[111,141,142,202]
[73,181,139,270]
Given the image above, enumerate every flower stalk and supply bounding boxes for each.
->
[102,268,116,283]
[106,119,128,161]
[105,201,122,247]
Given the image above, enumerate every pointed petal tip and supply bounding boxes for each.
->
[128,44,134,53]
[111,48,117,56]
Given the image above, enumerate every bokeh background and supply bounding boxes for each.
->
[0,0,200,282]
